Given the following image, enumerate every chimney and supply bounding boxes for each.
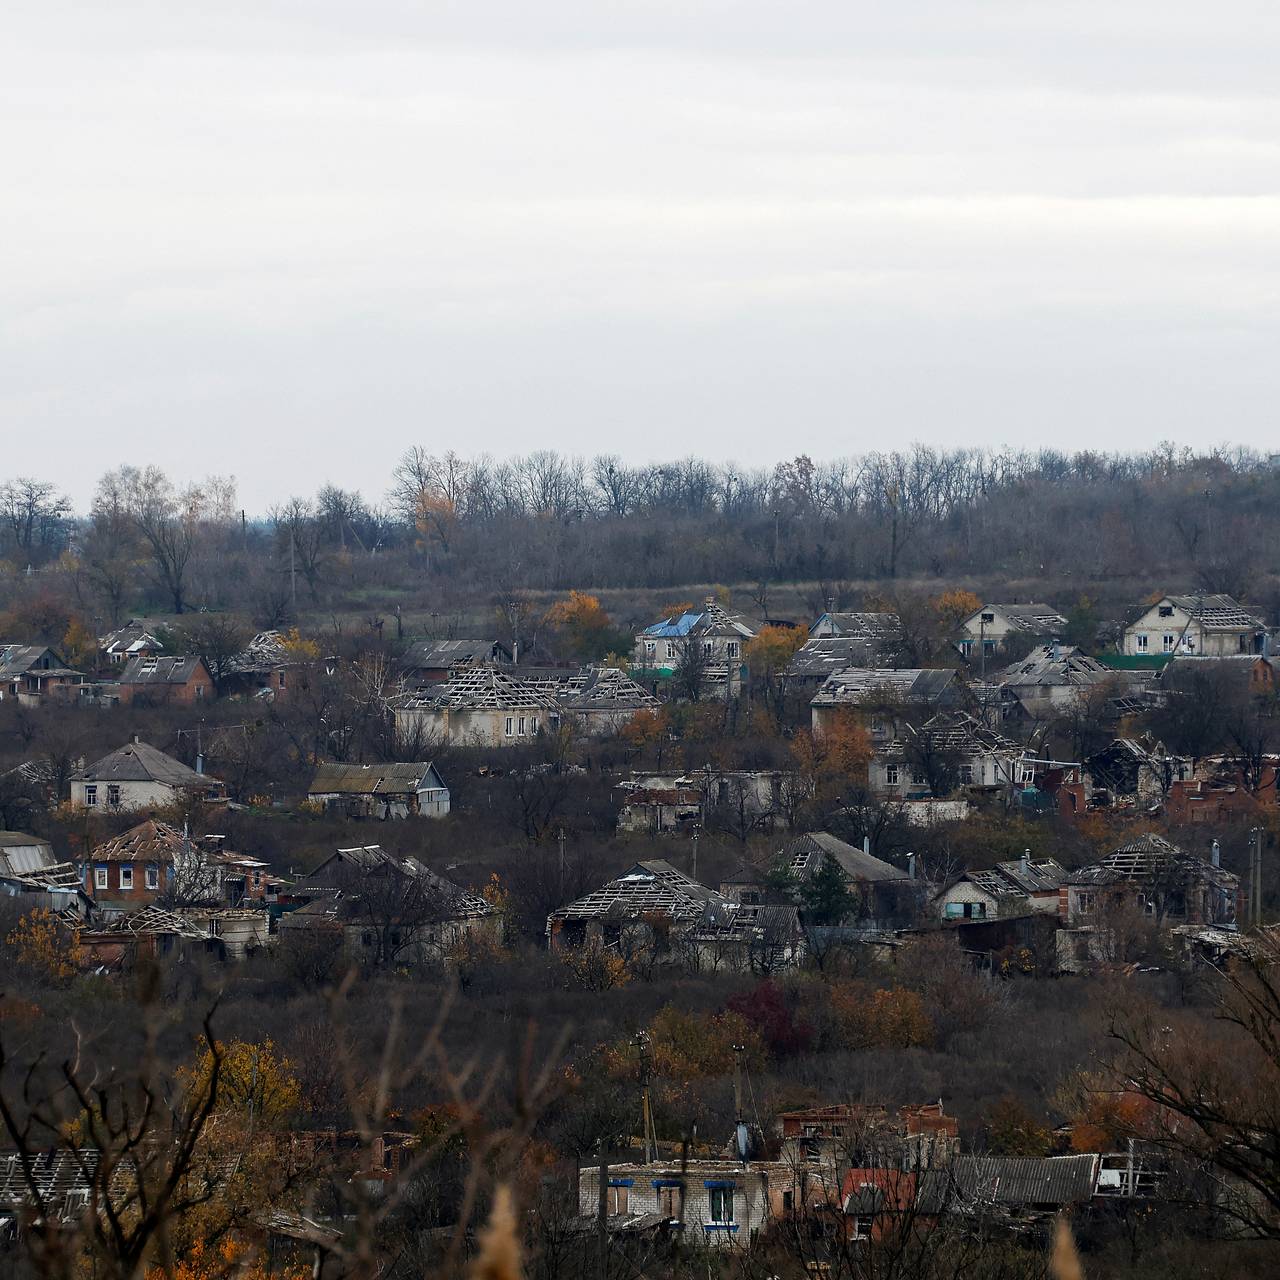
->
[907,852,916,880]
[195,753,204,776]
[1211,839,1221,868]
[863,836,871,857]
[1021,849,1031,876]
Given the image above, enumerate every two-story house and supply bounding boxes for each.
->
[633,598,757,697]
[810,668,963,743]
[870,712,1028,799]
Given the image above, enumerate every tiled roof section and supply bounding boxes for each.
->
[309,763,440,796]
[881,713,1022,760]
[810,668,958,707]
[558,667,661,710]
[73,741,211,787]
[977,604,1069,634]
[403,668,561,711]
[90,819,185,864]
[1165,595,1264,630]
[782,832,907,883]
[550,860,725,924]
[119,655,205,685]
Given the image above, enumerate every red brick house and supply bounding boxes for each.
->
[116,655,214,706]
[82,819,182,910]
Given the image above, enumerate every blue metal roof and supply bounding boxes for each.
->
[641,611,705,639]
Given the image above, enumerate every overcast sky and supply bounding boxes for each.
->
[4,2,1279,512]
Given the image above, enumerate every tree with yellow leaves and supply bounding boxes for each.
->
[278,627,320,662]
[545,590,625,662]
[6,907,80,983]
[745,624,806,711]
[180,1038,301,1132]
[790,708,872,817]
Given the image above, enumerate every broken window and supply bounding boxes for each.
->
[658,1185,683,1218]
[1158,605,1174,617]
[95,865,108,890]
[1135,635,1148,653]
[1162,634,1175,653]
[146,864,159,890]
[708,1186,735,1223]
[120,866,133,890]
[607,1185,629,1214]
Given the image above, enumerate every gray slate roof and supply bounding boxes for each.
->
[403,638,509,670]
[119,655,206,685]
[810,668,959,708]
[308,762,444,796]
[919,1155,1099,1212]
[73,741,211,787]
[781,832,907,883]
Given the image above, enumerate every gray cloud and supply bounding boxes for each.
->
[3,3,1278,510]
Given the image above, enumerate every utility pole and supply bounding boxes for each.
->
[289,533,297,613]
[558,826,566,900]
[1250,826,1264,927]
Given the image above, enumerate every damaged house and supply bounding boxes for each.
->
[1061,833,1240,929]
[278,845,496,968]
[547,859,800,972]
[1123,594,1267,658]
[810,668,963,742]
[954,603,1069,661]
[555,667,661,736]
[808,610,903,648]
[870,713,1028,800]
[992,645,1153,725]
[933,854,1066,922]
[1084,737,1183,810]
[0,644,84,705]
[307,762,451,818]
[775,832,917,930]
[399,637,511,687]
[615,770,799,835]
[633,597,757,697]
[392,668,560,747]
[114,654,214,706]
